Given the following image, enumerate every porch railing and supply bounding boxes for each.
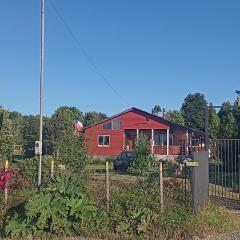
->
[153,144,204,155]
[153,146,167,155]
[153,146,182,155]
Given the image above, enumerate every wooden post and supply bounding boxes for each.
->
[106,161,110,211]
[166,128,169,155]
[4,160,9,204]
[159,161,163,212]
[51,159,54,178]
[151,129,154,154]
[186,130,189,156]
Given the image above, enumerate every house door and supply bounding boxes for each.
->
[128,139,136,150]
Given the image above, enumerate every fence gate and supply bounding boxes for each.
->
[209,139,240,209]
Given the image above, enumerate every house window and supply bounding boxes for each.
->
[98,135,110,146]
[113,119,121,130]
[103,121,111,130]
[154,133,174,146]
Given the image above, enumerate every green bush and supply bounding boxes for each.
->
[17,156,53,186]
[4,170,108,239]
[129,133,156,177]
[109,183,160,239]
[163,160,177,177]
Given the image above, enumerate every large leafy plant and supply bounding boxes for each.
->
[109,185,159,238]
[4,170,108,239]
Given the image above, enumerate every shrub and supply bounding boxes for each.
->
[4,170,108,239]
[109,183,160,239]
[17,156,53,186]
[129,133,156,177]
[0,166,29,191]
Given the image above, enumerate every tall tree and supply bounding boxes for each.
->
[21,115,39,157]
[49,106,86,170]
[233,101,240,138]
[151,105,162,116]
[9,111,24,145]
[218,102,238,138]
[165,110,185,125]
[181,93,207,131]
[83,111,107,127]
[208,104,220,138]
[0,107,14,161]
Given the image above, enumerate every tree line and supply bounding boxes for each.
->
[0,106,106,162]
[153,92,240,139]
[0,92,240,162]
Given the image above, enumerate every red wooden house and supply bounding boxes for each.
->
[83,107,204,158]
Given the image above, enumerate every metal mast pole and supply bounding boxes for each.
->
[38,0,45,186]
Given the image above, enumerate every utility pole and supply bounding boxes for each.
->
[38,0,45,186]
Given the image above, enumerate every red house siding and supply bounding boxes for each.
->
[85,127,123,156]
[84,109,169,157]
[121,111,168,130]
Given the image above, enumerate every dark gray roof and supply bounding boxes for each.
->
[83,107,205,134]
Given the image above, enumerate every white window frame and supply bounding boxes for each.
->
[154,133,174,146]
[98,135,110,147]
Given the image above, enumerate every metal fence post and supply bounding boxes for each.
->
[159,161,163,212]
[106,160,110,211]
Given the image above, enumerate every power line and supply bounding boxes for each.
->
[48,0,127,103]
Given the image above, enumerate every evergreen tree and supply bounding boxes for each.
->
[21,115,39,157]
[218,102,238,138]
[0,107,14,161]
[166,110,185,126]
[151,105,162,116]
[9,111,24,145]
[50,106,86,171]
[208,105,220,138]
[233,102,240,138]
[181,93,207,131]
[129,133,155,177]
[83,111,107,127]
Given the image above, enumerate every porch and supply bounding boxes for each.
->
[123,128,204,156]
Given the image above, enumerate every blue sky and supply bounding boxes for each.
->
[0,0,240,117]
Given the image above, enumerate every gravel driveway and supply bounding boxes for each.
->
[201,232,240,240]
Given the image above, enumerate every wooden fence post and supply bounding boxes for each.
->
[159,161,163,212]
[106,161,110,211]
[51,159,54,178]
[4,160,9,204]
